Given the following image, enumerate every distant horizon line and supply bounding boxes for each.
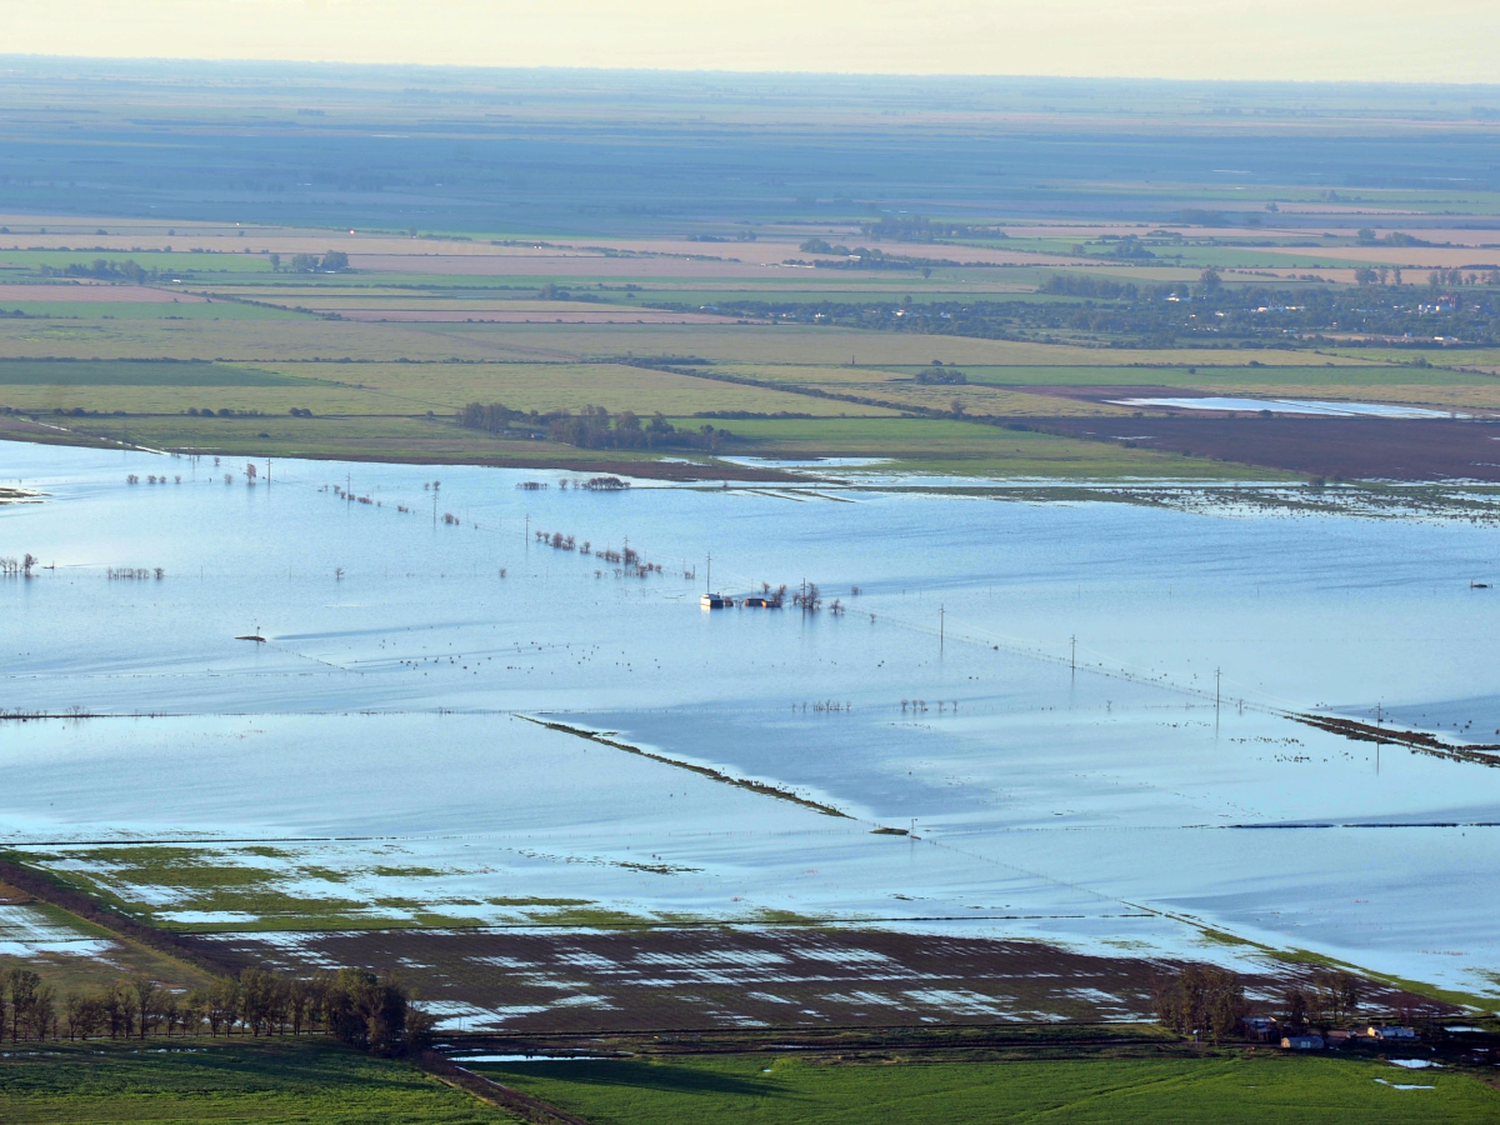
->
[3,53,1500,93]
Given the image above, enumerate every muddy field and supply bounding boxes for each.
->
[201,928,1451,1034]
[1035,412,1500,481]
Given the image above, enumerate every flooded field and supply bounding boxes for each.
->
[2,440,1499,1024]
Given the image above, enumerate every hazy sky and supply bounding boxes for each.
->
[5,0,1498,84]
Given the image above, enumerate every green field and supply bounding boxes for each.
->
[0,1040,499,1125]
[476,1052,1500,1125]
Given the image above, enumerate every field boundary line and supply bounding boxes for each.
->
[417,1051,596,1125]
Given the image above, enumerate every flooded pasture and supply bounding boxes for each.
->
[2,440,1499,1024]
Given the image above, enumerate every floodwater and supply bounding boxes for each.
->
[2,440,1499,999]
[1110,396,1468,419]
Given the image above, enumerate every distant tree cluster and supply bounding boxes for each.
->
[914,361,967,384]
[37,259,154,282]
[858,215,1007,242]
[459,401,731,451]
[279,251,349,273]
[1282,970,1362,1033]
[654,279,1500,347]
[1152,964,1247,1043]
[0,966,431,1056]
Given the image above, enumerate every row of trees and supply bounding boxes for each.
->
[1152,965,1247,1043]
[274,251,349,273]
[0,554,38,577]
[37,259,155,283]
[459,402,732,452]
[0,966,431,1056]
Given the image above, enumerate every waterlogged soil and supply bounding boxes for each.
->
[3,440,1500,1008]
[198,927,1453,1033]
[1039,413,1500,481]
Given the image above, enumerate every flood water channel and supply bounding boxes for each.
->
[2,440,1498,1001]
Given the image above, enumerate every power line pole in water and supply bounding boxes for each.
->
[939,606,945,653]
[1071,635,1076,677]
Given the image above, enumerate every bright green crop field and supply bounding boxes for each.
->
[476,1052,1500,1125]
[0,1040,501,1125]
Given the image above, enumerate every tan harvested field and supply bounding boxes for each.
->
[0,360,900,420]
[0,318,537,361]
[437,325,1388,367]
[278,361,902,417]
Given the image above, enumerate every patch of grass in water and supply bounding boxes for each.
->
[522,906,662,930]
[300,865,352,883]
[1198,928,1257,948]
[371,865,450,879]
[411,912,489,929]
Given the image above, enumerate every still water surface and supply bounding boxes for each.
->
[2,441,1497,996]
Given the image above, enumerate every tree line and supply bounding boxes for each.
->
[0,965,433,1056]
[650,282,1500,348]
[1154,964,1370,1042]
[274,251,349,273]
[37,259,156,283]
[459,402,732,452]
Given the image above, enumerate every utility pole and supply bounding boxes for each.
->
[1071,635,1076,676]
[1215,667,1221,730]
[940,605,945,652]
